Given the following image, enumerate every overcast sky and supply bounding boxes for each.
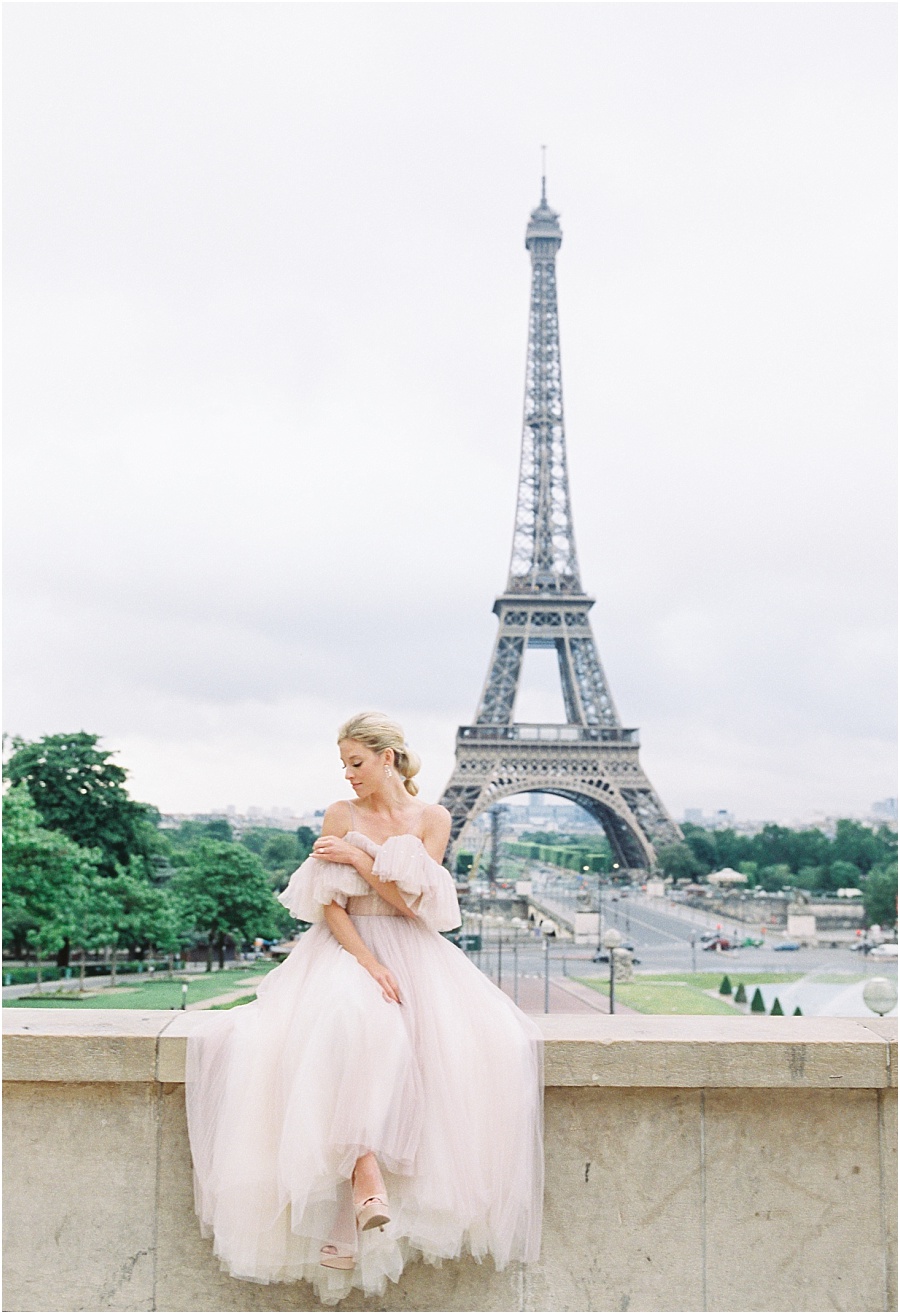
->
[4,2,896,823]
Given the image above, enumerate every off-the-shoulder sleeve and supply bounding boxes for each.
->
[277,854,371,922]
[372,835,461,932]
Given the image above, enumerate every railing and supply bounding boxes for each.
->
[461,723,640,744]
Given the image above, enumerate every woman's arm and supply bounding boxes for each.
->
[312,804,417,918]
[322,902,402,1003]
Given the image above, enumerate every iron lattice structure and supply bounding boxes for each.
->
[439,183,682,872]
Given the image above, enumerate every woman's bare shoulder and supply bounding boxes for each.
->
[320,800,354,836]
[421,803,452,831]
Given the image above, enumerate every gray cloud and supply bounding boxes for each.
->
[4,2,895,820]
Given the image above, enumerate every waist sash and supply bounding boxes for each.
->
[346,893,404,917]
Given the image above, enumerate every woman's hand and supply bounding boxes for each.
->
[312,835,361,866]
[360,956,402,1005]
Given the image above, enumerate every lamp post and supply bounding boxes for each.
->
[596,866,604,959]
[601,927,623,1014]
[862,977,898,1017]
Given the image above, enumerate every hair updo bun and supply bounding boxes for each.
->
[337,712,422,797]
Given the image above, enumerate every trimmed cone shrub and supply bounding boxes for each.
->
[770,997,784,1015]
[750,987,766,1013]
[734,982,747,1003]
[793,1006,803,1015]
[719,975,733,996]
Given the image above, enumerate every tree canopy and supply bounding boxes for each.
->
[4,732,155,876]
[171,841,283,969]
[2,785,103,960]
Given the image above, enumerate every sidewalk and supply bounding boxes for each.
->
[496,971,638,1015]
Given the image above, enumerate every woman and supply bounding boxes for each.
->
[186,712,543,1303]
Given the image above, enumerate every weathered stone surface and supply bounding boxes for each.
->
[2,1011,170,1083]
[705,1088,887,1312]
[2,1013,896,1311]
[2,1081,156,1312]
[5,1011,896,1090]
[538,1015,896,1089]
[525,1087,704,1312]
[881,1089,898,1311]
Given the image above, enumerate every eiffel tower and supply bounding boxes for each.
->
[439,179,682,872]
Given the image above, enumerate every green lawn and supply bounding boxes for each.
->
[575,970,807,1015]
[211,994,258,1010]
[642,972,805,989]
[575,977,739,1015]
[4,965,275,1011]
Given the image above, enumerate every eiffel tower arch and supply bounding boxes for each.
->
[439,179,682,873]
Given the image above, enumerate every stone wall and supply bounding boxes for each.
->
[3,1011,896,1312]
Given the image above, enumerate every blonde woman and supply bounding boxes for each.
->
[186,712,543,1303]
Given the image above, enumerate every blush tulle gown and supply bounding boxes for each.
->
[185,819,544,1302]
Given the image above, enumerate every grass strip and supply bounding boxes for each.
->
[4,966,273,1011]
[210,995,257,1010]
[574,977,742,1015]
[642,972,805,989]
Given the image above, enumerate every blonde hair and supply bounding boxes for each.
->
[338,712,422,797]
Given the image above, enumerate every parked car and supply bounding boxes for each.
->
[869,943,899,959]
[740,936,764,948]
[773,941,801,952]
[701,936,732,952]
[592,943,641,965]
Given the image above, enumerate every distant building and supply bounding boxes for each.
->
[872,798,898,823]
[682,808,735,831]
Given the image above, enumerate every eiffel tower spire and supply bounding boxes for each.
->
[508,184,580,594]
[439,183,681,871]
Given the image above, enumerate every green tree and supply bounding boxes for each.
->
[4,733,154,877]
[656,843,702,882]
[2,784,102,985]
[734,982,747,1003]
[719,975,733,995]
[70,871,120,989]
[680,824,718,874]
[296,826,317,858]
[796,866,826,892]
[861,863,898,929]
[831,820,883,874]
[173,841,281,970]
[738,862,759,889]
[750,987,766,1013]
[757,864,793,893]
[824,860,863,894]
[262,833,301,868]
[202,819,233,843]
[770,998,784,1015]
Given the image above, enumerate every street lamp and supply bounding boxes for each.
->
[595,865,605,958]
[601,927,623,1014]
[862,977,898,1017]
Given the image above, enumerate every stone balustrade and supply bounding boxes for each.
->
[3,1011,896,1312]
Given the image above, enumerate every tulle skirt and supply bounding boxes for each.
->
[185,915,544,1302]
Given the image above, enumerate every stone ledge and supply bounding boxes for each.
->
[3,1009,895,1089]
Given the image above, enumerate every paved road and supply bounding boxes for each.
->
[474,885,896,980]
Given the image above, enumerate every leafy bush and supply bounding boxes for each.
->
[719,975,732,995]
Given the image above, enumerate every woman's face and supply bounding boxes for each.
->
[339,739,390,798]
